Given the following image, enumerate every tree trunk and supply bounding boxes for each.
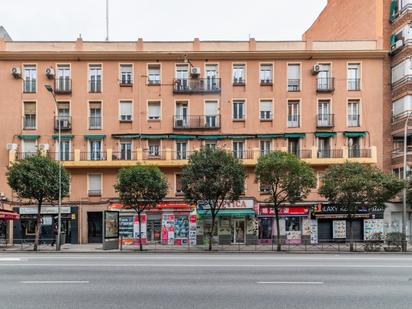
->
[275,207,281,252]
[33,201,42,251]
[138,211,143,252]
[209,214,216,251]
[348,215,354,252]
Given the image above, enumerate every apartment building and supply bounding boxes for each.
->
[0,0,395,245]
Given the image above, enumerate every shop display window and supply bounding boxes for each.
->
[285,217,301,231]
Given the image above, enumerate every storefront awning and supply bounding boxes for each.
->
[197,135,227,140]
[257,134,284,138]
[17,134,40,139]
[315,132,337,137]
[168,135,197,139]
[284,133,306,138]
[343,131,367,137]
[0,210,20,220]
[84,134,106,139]
[112,134,141,139]
[52,134,74,139]
[140,134,169,139]
[198,209,255,217]
[226,135,256,139]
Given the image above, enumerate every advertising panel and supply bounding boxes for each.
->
[310,219,318,244]
[104,211,119,239]
[162,214,175,245]
[189,211,197,246]
[364,219,384,240]
[119,215,134,244]
[333,220,346,239]
[133,214,147,244]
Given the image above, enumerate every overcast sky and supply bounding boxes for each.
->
[0,0,327,41]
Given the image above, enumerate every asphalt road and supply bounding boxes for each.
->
[1,253,412,309]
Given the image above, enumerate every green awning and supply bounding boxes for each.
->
[226,135,256,139]
[168,135,197,139]
[84,134,106,139]
[112,134,141,139]
[140,134,169,139]
[257,134,284,138]
[198,209,255,217]
[315,132,336,137]
[197,135,227,140]
[390,34,396,46]
[284,133,306,138]
[52,134,74,139]
[343,131,367,137]
[17,134,40,139]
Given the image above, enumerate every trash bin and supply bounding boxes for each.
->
[60,232,66,245]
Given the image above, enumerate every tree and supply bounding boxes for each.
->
[114,165,168,251]
[319,162,405,251]
[255,151,316,252]
[7,156,70,251]
[181,147,246,251]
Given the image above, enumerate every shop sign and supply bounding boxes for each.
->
[19,206,71,215]
[259,206,309,216]
[364,219,384,240]
[332,220,346,239]
[314,204,384,214]
[197,199,254,210]
[133,214,147,244]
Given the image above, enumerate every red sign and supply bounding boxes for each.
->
[0,211,20,220]
[259,206,309,216]
[110,202,191,210]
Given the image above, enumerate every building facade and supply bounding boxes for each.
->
[0,0,399,245]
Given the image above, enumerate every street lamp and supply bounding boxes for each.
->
[45,84,62,252]
[402,112,411,252]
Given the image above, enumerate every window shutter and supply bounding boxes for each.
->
[120,102,132,115]
[24,102,36,114]
[288,64,300,79]
[89,175,101,192]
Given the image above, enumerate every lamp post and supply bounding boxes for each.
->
[402,111,411,252]
[45,84,62,251]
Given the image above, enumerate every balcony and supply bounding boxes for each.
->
[23,79,36,93]
[23,115,36,130]
[288,79,300,92]
[54,116,72,131]
[16,152,37,160]
[348,115,361,128]
[232,150,254,160]
[316,114,334,128]
[54,78,72,94]
[80,152,107,161]
[89,117,102,130]
[173,78,221,94]
[119,76,133,87]
[348,148,372,158]
[392,146,412,165]
[287,116,300,128]
[233,77,246,86]
[47,152,74,161]
[89,80,102,93]
[173,115,221,130]
[317,149,343,159]
[289,149,312,159]
[111,151,137,161]
[316,78,335,92]
[347,79,361,91]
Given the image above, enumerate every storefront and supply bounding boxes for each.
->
[312,204,385,242]
[13,205,79,244]
[197,199,257,245]
[0,209,20,243]
[257,204,311,244]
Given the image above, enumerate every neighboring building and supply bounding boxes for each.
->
[0,0,398,245]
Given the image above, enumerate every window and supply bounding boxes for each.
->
[259,182,271,194]
[318,137,331,158]
[348,100,360,127]
[148,101,161,120]
[233,64,245,84]
[287,64,300,91]
[88,174,102,196]
[347,63,361,91]
[285,217,301,232]
[176,141,187,160]
[119,101,133,121]
[259,100,272,120]
[175,174,183,194]
[56,102,71,130]
[148,140,160,158]
[89,102,102,129]
[89,139,103,160]
[287,101,300,128]
[233,100,245,120]
[23,102,36,129]
[316,64,332,91]
[317,172,325,189]
[56,64,71,93]
[57,139,71,161]
[260,140,271,156]
[175,101,188,127]
[205,64,219,91]
[22,139,37,159]
[23,65,36,93]
[120,64,133,85]
[317,100,332,127]
[148,64,161,84]
[288,138,300,157]
[348,136,361,158]
[120,141,132,160]
[233,141,244,159]
[205,140,217,149]
[89,64,102,93]
[260,64,273,84]
[205,101,218,127]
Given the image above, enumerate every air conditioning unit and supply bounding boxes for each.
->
[45,68,55,79]
[6,143,17,151]
[176,119,184,127]
[312,64,321,75]
[11,67,22,79]
[39,144,49,151]
[191,67,201,76]
[391,39,404,52]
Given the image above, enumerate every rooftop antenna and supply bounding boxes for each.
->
[105,0,109,41]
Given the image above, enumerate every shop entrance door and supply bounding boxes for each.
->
[231,219,245,244]
[87,212,103,243]
[0,220,6,241]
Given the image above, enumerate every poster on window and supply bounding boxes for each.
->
[189,211,197,246]
[302,218,311,236]
[119,215,134,244]
[174,215,189,245]
[364,219,384,240]
[133,214,147,245]
[286,231,301,244]
[333,220,346,239]
[310,219,318,244]
[162,214,175,245]
[273,218,286,236]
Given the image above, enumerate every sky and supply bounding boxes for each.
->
[0,0,327,41]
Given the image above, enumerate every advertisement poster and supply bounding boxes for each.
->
[286,231,301,244]
[333,220,346,239]
[119,215,134,244]
[133,214,147,245]
[302,218,311,236]
[310,219,318,244]
[162,214,175,245]
[273,218,286,236]
[189,211,197,246]
[364,219,384,240]
[174,215,189,245]
[104,211,119,239]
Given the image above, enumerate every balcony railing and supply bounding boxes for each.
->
[54,116,72,131]
[288,79,301,92]
[89,117,102,129]
[142,149,165,160]
[119,76,133,87]
[111,151,137,161]
[348,115,360,127]
[88,190,101,197]
[316,77,335,92]
[23,115,36,130]
[23,79,36,93]
[47,152,74,161]
[233,77,246,86]
[80,152,107,161]
[54,78,72,94]
[317,149,343,159]
[16,152,37,160]
[173,78,221,93]
[348,148,371,158]
[89,79,102,93]
[289,149,312,159]
[347,79,361,91]
[173,115,221,130]
[287,116,300,128]
[317,114,334,128]
[232,150,254,160]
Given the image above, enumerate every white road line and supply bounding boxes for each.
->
[0,258,21,261]
[257,281,324,285]
[20,281,89,284]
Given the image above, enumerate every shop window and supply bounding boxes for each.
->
[259,217,273,240]
[175,174,183,194]
[22,219,36,235]
[285,217,300,232]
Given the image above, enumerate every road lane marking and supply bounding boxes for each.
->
[0,258,21,261]
[257,281,324,285]
[21,281,89,284]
